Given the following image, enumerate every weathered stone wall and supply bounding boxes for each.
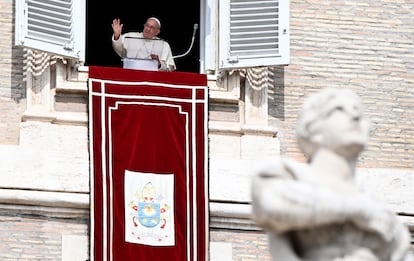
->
[0,98,21,144]
[0,0,25,145]
[210,229,271,260]
[269,0,414,168]
[0,207,89,261]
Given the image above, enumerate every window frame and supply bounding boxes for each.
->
[218,0,290,69]
[15,0,85,61]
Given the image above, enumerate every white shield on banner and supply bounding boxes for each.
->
[124,170,175,246]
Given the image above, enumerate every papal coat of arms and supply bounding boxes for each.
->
[124,171,175,246]
[138,201,161,228]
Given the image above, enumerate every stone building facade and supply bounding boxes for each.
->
[0,0,413,260]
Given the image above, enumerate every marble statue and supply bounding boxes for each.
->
[251,88,412,261]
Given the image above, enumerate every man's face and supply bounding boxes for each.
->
[142,19,160,39]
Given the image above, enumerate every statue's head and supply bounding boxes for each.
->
[296,88,370,160]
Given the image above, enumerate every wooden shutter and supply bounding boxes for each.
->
[15,0,85,61]
[219,0,289,69]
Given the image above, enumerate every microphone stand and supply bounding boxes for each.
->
[172,24,198,59]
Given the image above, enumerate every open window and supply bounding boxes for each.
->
[15,0,85,61]
[218,0,289,69]
[14,0,288,73]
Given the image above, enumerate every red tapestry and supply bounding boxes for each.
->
[88,66,209,261]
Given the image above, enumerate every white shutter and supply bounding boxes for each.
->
[15,0,85,61]
[219,0,289,69]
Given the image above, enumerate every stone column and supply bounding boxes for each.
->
[243,67,269,126]
[24,49,54,113]
[241,67,279,160]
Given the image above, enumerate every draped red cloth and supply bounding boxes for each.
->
[89,66,208,261]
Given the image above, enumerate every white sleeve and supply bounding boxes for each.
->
[159,41,176,71]
[112,34,125,58]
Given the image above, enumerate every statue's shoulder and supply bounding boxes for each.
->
[255,157,305,180]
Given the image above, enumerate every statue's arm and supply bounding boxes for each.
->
[252,172,349,233]
[252,167,405,244]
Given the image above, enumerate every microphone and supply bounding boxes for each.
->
[172,23,198,59]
